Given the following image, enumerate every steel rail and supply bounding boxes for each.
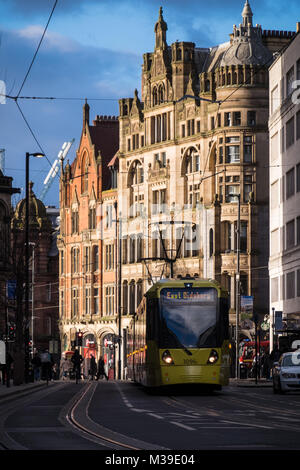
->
[66,383,141,450]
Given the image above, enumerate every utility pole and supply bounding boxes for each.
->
[229,192,241,380]
[235,193,241,380]
[114,202,122,380]
[143,219,195,281]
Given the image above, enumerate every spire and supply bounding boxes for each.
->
[83,98,90,133]
[242,0,253,27]
[154,6,168,50]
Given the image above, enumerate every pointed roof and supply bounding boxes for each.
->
[242,0,253,26]
[220,0,272,67]
[12,181,52,231]
[154,6,168,49]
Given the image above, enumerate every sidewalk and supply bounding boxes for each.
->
[229,378,272,388]
[0,380,49,402]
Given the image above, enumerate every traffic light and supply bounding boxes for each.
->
[8,322,16,341]
[28,340,33,355]
[76,331,83,347]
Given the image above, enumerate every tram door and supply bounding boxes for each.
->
[102,333,114,377]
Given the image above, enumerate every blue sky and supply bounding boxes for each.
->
[0,0,299,207]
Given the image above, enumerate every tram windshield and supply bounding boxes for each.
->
[159,288,218,348]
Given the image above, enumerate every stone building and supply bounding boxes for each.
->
[58,102,121,377]
[11,182,59,356]
[269,29,300,349]
[0,168,20,348]
[117,2,296,335]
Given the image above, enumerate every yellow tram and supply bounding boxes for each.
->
[126,278,231,390]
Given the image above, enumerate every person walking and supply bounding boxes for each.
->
[71,349,83,383]
[60,356,71,380]
[96,356,108,381]
[89,355,97,381]
[31,352,41,381]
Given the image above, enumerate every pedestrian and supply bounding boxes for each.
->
[60,356,71,380]
[31,352,41,381]
[53,363,59,380]
[89,355,97,381]
[96,356,108,381]
[71,349,83,382]
[261,351,270,379]
[269,345,281,379]
[6,352,13,386]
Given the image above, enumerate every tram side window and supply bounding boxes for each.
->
[146,298,159,341]
[220,296,230,340]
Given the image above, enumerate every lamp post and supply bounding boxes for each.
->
[228,192,241,380]
[113,202,122,380]
[29,242,35,357]
[25,152,45,383]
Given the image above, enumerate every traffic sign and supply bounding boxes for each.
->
[0,341,6,364]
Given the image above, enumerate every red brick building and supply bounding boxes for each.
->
[58,102,120,376]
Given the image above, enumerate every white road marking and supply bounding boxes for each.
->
[170,421,196,431]
[221,419,271,429]
[148,413,164,420]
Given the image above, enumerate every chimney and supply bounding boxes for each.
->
[297,22,300,33]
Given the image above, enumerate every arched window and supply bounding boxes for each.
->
[205,80,210,92]
[129,280,135,314]
[176,48,182,61]
[122,280,128,315]
[182,147,201,206]
[71,247,80,273]
[209,228,214,257]
[136,279,143,307]
[71,210,79,234]
[129,235,136,263]
[152,87,158,106]
[158,84,164,104]
[81,154,89,193]
[93,245,99,271]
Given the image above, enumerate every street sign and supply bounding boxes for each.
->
[240,295,253,320]
[275,311,283,332]
[7,280,17,300]
[0,341,6,365]
[261,322,269,331]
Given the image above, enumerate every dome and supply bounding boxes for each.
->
[12,181,52,231]
[220,1,273,67]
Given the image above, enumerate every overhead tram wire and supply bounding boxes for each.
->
[12,0,58,171]
[16,0,58,99]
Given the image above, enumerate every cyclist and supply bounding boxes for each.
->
[71,349,83,383]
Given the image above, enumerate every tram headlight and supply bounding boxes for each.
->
[207,349,219,364]
[162,350,174,365]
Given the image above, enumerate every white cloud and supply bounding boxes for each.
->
[17,25,79,53]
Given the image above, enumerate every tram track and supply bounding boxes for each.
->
[64,382,164,450]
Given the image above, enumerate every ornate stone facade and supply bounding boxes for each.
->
[117,3,296,331]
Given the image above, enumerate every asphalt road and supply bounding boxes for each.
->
[1,380,300,452]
